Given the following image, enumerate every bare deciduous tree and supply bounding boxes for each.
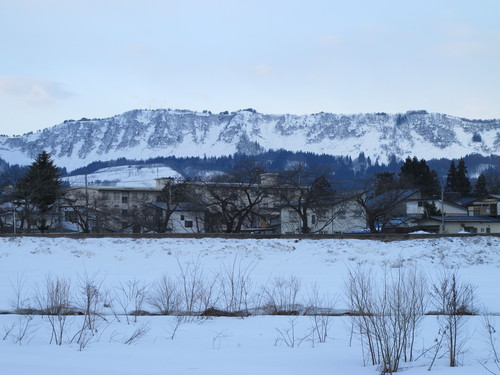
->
[35,275,72,345]
[346,265,427,373]
[272,165,340,234]
[430,271,476,367]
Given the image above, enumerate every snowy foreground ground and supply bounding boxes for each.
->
[1,235,500,375]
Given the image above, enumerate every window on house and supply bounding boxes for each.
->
[180,215,185,220]
[122,196,128,203]
[311,215,316,224]
[185,220,193,228]
[65,211,78,223]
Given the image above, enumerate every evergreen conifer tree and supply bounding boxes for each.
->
[445,160,457,192]
[13,151,63,232]
[455,158,471,196]
[445,159,471,196]
[474,173,488,197]
[399,156,440,197]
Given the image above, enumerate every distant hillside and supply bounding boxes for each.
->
[0,108,498,171]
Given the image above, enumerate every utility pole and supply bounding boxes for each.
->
[12,204,16,234]
[85,173,90,233]
[440,178,445,234]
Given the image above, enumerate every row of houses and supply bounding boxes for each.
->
[3,173,500,234]
[383,190,500,234]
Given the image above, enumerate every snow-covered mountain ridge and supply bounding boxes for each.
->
[1,108,498,170]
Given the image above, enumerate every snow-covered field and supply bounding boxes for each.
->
[1,235,499,374]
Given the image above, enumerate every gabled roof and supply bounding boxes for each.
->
[366,189,420,210]
[457,197,480,206]
[466,194,500,205]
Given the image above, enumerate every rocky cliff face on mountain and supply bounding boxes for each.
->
[0,108,498,170]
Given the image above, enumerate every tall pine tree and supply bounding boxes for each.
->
[445,160,457,193]
[13,151,63,232]
[399,156,440,197]
[474,173,488,197]
[445,158,471,196]
[455,158,471,196]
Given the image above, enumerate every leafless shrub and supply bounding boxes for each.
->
[275,317,310,348]
[176,258,213,315]
[14,314,35,345]
[478,314,500,374]
[430,271,476,367]
[35,275,72,345]
[147,275,180,315]
[73,271,108,349]
[262,275,302,315]
[218,256,257,314]
[79,271,106,329]
[200,273,220,316]
[9,274,34,314]
[212,329,230,349]
[305,284,337,345]
[7,274,38,345]
[169,315,186,340]
[346,265,427,374]
[401,264,427,362]
[2,322,15,341]
[428,327,446,371]
[114,278,149,324]
[76,324,94,351]
[123,322,150,345]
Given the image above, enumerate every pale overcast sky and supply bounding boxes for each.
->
[1,0,499,135]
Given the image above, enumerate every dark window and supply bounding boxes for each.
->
[122,196,128,203]
[65,211,78,223]
[185,220,193,228]
[464,226,477,233]
[180,215,185,220]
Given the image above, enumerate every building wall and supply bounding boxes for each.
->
[406,201,467,217]
[168,211,205,233]
[280,201,365,234]
[419,218,500,234]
